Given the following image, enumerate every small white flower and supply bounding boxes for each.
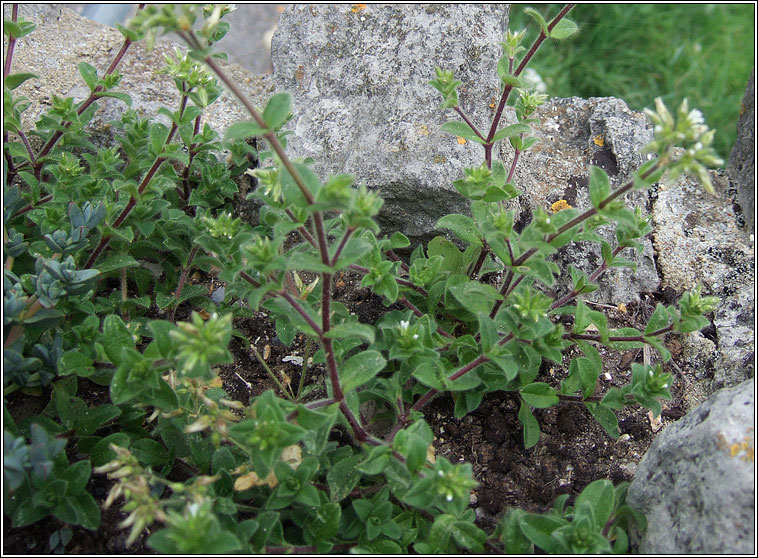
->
[399,320,410,331]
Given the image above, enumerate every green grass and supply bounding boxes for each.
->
[509,4,755,161]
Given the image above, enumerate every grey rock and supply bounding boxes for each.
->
[727,68,755,233]
[271,4,509,245]
[713,283,755,390]
[627,378,755,554]
[5,5,275,146]
[651,169,754,394]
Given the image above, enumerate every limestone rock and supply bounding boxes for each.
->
[4,5,275,148]
[627,378,755,554]
[271,4,508,245]
[651,169,754,393]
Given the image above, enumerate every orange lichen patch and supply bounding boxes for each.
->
[351,4,367,12]
[295,65,305,84]
[551,199,572,213]
[617,302,627,313]
[276,4,286,13]
[593,134,605,146]
[729,437,754,462]
[457,136,467,145]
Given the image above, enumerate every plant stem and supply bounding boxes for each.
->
[168,244,198,323]
[484,4,575,167]
[454,106,486,141]
[3,5,19,78]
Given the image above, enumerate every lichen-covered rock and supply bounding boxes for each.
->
[627,378,755,554]
[4,5,275,145]
[651,169,754,393]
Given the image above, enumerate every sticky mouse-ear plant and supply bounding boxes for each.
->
[4,3,724,554]
[104,4,723,554]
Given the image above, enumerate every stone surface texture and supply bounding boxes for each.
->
[651,169,754,393]
[4,5,275,146]
[627,378,755,554]
[271,4,509,245]
[727,68,755,233]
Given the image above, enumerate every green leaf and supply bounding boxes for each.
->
[478,312,498,353]
[131,438,168,467]
[93,90,132,106]
[149,122,170,154]
[340,350,386,393]
[64,491,100,530]
[357,445,392,475]
[262,93,292,130]
[89,433,130,466]
[77,62,98,91]
[549,18,579,40]
[440,121,486,144]
[5,72,38,90]
[324,322,375,345]
[60,460,91,494]
[523,7,549,35]
[102,315,135,365]
[644,303,671,335]
[451,521,487,552]
[413,359,445,390]
[97,253,140,274]
[224,120,267,141]
[436,214,482,246]
[454,389,484,418]
[518,400,540,448]
[499,509,533,554]
[518,514,567,553]
[309,502,341,542]
[58,350,96,378]
[519,382,559,408]
[575,479,615,529]
[389,231,410,249]
[586,402,620,439]
[491,122,532,142]
[327,454,362,501]
[448,280,502,315]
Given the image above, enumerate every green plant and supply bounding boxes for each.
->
[3,4,723,554]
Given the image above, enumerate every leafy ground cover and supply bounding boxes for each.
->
[4,4,724,554]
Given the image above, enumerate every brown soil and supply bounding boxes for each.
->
[3,266,701,554]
